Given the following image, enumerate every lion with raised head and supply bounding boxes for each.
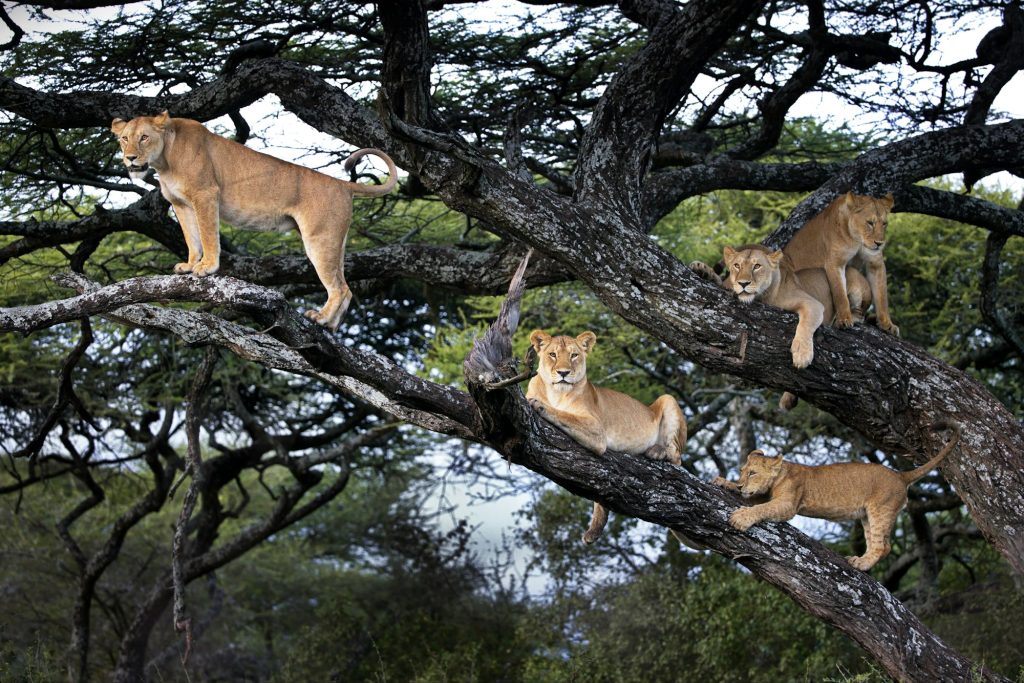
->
[784,192,898,335]
[110,111,398,331]
[713,421,960,571]
[526,330,687,544]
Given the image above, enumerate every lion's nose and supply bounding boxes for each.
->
[557,370,570,378]
[737,280,751,288]
[874,240,884,248]
[126,155,138,162]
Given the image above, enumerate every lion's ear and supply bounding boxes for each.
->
[722,245,737,262]
[153,110,170,129]
[529,329,551,352]
[576,331,597,353]
[881,192,894,210]
[111,118,127,135]
[767,250,784,266]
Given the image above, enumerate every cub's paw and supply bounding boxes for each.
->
[845,555,875,571]
[834,312,854,329]
[581,528,601,544]
[790,337,814,369]
[173,262,195,274]
[728,508,757,532]
[711,476,729,488]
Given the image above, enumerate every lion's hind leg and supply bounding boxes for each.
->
[297,208,353,331]
[646,395,685,465]
[847,506,897,571]
[582,502,608,544]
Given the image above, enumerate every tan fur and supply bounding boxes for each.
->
[691,245,872,410]
[784,192,898,335]
[712,422,960,571]
[110,111,397,330]
[526,330,687,544]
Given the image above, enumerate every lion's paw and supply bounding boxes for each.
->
[878,320,900,337]
[191,260,220,278]
[728,508,757,532]
[845,555,875,571]
[173,262,195,274]
[790,337,814,369]
[834,313,854,329]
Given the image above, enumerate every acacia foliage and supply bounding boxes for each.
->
[1,1,1024,681]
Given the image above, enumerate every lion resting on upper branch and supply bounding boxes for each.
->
[111,111,398,330]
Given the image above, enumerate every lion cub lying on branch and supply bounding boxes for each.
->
[526,330,687,544]
[111,111,398,330]
[713,421,960,571]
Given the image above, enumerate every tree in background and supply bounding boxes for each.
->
[1,1,1024,681]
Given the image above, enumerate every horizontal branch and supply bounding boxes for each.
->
[765,119,1024,248]
[0,273,479,439]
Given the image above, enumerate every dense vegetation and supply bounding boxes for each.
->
[1,1,1023,681]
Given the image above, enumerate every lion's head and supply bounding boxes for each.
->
[110,111,170,179]
[529,329,596,393]
[840,192,894,255]
[722,245,785,303]
[735,450,784,497]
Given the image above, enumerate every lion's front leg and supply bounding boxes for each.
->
[728,499,797,531]
[186,190,222,277]
[825,263,854,329]
[169,201,203,274]
[865,258,899,337]
[527,398,607,455]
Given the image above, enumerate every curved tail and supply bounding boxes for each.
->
[341,148,399,197]
[901,420,961,484]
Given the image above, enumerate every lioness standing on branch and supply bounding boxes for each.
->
[110,111,398,330]
[784,192,898,335]
[526,330,687,543]
[713,421,960,571]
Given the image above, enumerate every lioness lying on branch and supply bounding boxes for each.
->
[111,111,398,330]
[713,421,961,571]
[526,330,687,544]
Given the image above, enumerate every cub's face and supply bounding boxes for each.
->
[111,111,169,179]
[843,192,894,255]
[722,246,783,303]
[529,330,596,393]
[735,451,784,497]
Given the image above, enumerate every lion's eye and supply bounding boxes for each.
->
[548,352,556,359]
[121,136,128,142]
[570,352,579,359]
[140,134,149,142]
[752,264,761,270]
